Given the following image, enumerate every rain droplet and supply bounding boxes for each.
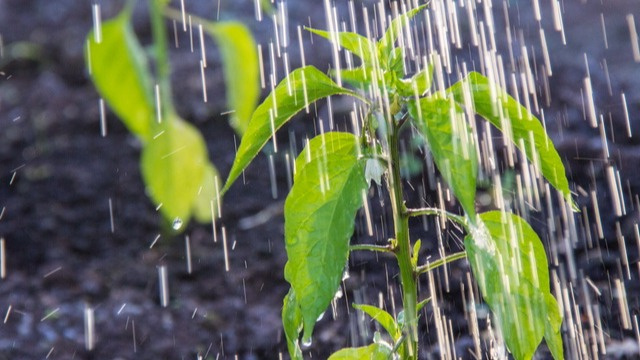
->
[172,217,183,230]
[334,288,343,300]
[301,337,312,348]
[341,270,350,281]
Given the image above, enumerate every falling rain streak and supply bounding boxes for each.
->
[84,305,95,351]
[1,0,639,358]
[91,4,101,43]
[158,265,169,308]
[185,235,193,274]
[0,237,5,279]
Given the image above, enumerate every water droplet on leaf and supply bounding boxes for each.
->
[172,217,183,230]
[301,337,312,348]
[334,288,344,300]
[342,269,350,281]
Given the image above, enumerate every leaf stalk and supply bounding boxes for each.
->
[349,244,393,253]
[405,207,468,231]
[416,251,467,275]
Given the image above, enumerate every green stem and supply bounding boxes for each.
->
[405,207,469,231]
[164,6,208,25]
[149,0,173,116]
[416,251,467,275]
[349,244,393,253]
[387,109,418,360]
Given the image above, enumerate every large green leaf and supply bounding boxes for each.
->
[408,96,478,217]
[86,10,154,141]
[448,72,575,209]
[222,66,360,193]
[141,116,208,223]
[465,211,563,359]
[353,304,400,341]
[306,28,377,65]
[377,4,429,63]
[205,21,259,136]
[284,132,368,343]
[282,288,304,360]
[328,343,392,360]
[191,163,220,223]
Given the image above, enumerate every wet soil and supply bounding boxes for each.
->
[0,0,639,359]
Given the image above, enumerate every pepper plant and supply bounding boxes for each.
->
[85,0,259,228]
[222,4,571,359]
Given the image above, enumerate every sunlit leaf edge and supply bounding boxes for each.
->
[222,65,363,194]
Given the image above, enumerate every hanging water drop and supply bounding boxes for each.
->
[172,217,183,230]
[301,337,312,348]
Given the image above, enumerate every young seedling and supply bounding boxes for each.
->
[85,0,259,230]
[223,4,571,359]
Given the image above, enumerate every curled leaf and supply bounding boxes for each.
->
[141,117,208,224]
[205,21,259,135]
[86,10,154,141]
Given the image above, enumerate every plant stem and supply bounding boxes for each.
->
[416,251,467,275]
[149,0,173,116]
[164,6,207,25]
[349,244,393,253]
[387,112,418,359]
[405,207,468,231]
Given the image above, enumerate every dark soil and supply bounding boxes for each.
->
[0,0,639,359]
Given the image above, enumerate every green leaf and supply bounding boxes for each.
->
[411,239,421,268]
[205,21,259,136]
[377,4,429,62]
[306,27,376,65]
[448,72,575,209]
[282,288,304,360]
[387,47,404,74]
[465,211,563,359]
[544,293,564,360]
[334,67,374,88]
[222,66,360,193]
[408,96,478,217]
[478,211,550,292]
[353,304,401,341]
[191,163,220,223]
[86,10,154,141]
[328,343,392,360]
[397,65,433,97]
[284,132,368,343]
[141,116,208,223]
